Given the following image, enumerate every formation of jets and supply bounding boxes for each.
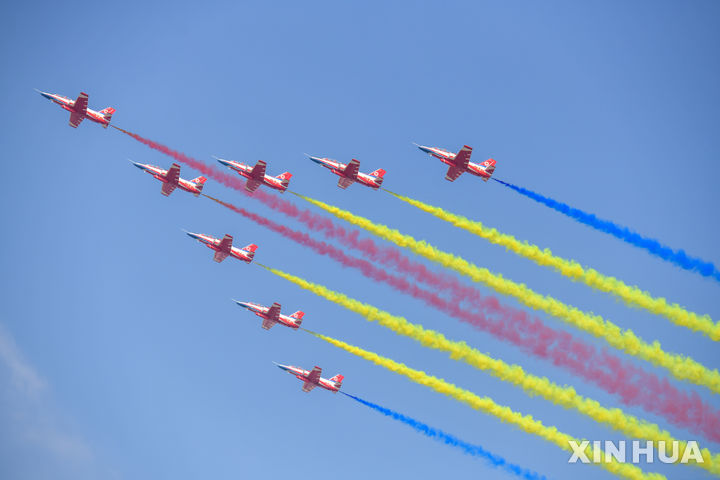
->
[38,88,504,395]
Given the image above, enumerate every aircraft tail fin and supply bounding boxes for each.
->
[191,176,207,195]
[329,374,344,388]
[241,243,258,261]
[480,158,496,181]
[275,172,292,189]
[99,107,115,127]
[370,168,386,187]
[289,311,304,325]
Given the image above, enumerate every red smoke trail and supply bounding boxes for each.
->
[203,192,720,443]
[115,128,720,441]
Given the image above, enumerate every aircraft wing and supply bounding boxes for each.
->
[453,145,472,169]
[261,318,277,330]
[161,164,181,196]
[337,177,354,189]
[161,182,177,196]
[216,233,233,251]
[342,159,360,179]
[307,366,322,384]
[445,165,464,182]
[68,112,84,128]
[266,302,281,322]
[249,160,267,179]
[302,382,317,393]
[165,163,181,185]
[245,179,262,193]
[73,92,88,115]
[213,251,229,263]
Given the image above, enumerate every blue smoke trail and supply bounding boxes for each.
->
[341,392,547,480]
[493,178,720,282]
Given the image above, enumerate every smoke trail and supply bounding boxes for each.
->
[205,194,720,443]
[492,178,720,282]
[385,190,719,341]
[307,331,665,480]
[261,265,717,474]
[340,392,548,480]
[288,192,720,395]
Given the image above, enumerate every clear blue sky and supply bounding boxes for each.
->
[1,1,718,479]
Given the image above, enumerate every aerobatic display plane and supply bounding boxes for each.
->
[36,90,115,128]
[184,231,257,263]
[215,157,292,193]
[274,362,344,393]
[131,161,207,197]
[307,155,386,190]
[234,301,304,330]
[415,143,496,182]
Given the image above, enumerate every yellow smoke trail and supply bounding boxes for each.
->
[289,192,720,395]
[263,265,718,475]
[385,190,719,341]
[306,331,665,480]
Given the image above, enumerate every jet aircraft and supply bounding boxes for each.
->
[234,301,304,330]
[184,231,257,263]
[36,90,115,128]
[307,155,386,190]
[274,363,344,393]
[131,161,207,196]
[215,157,292,193]
[415,143,496,182]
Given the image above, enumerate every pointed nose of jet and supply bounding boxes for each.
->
[129,159,146,170]
[214,157,232,167]
[183,230,201,240]
[273,362,291,372]
[306,154,324,165]
[234,300,251,310]
[414,143,432,154]
[35,89,53,101]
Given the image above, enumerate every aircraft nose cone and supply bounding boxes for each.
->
[234,300,250,309]
[129,160,145,170]
[415,144,431,154]
[215,157,231,167]
[183,230,200,240]
[307,155,324,164]
[273,362,289,371]
[36,90,53,101]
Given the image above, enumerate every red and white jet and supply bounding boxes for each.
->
[415,144,496,182]
[131,161,207,197]
[234,301,304,330]
[307,155,386,190]
[215,157,292,193]
[274,363,344,393]
[184,231,258,263]
[36,90,115,128]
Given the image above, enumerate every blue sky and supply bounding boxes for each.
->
[1,1,719,479]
